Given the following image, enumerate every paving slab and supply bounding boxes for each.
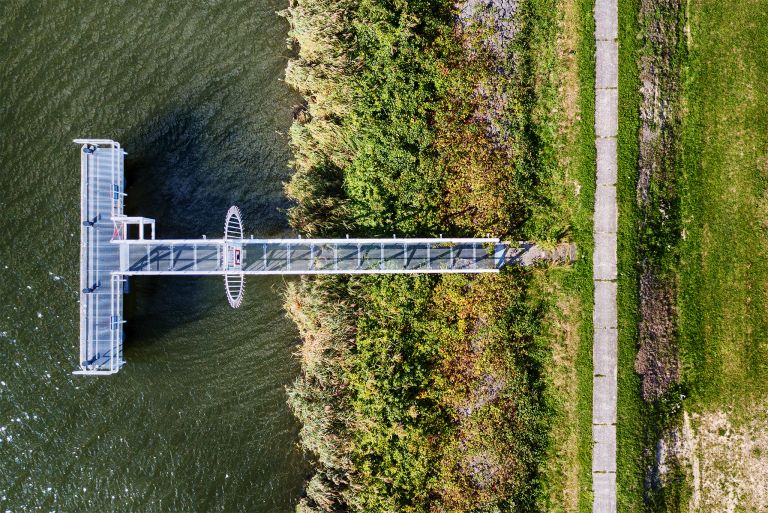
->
[592,424,617,473]
[593,232,617,281]
[594,0,618,40]
[593,472,617,513]
[593,328,618,377]
[594,184,618,234]
[595,88,619,137]
[594,280,618,329]
[596,138,618,185]
[593,0,618,508]
[593,373,618,424]
[596,40,619,90]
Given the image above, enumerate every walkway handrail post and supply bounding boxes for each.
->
[287,243,291,271]
[333,243,338,270]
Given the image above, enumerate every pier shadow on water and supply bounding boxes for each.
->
[120,107,295,346]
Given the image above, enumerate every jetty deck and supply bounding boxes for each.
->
[75,139,574,375]
[77,139,126,375]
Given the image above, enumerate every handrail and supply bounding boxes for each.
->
[111,237,502,245]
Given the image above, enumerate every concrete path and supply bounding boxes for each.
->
[593,0,618,511]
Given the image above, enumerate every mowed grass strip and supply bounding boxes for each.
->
[678,2,768,509]
[681,0,768,409]
[616,0,644,510]
[572,1,596,510]
[536,0,595,506]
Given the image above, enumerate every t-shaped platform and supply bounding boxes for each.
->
[75,140,574,375]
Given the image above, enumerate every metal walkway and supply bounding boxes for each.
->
[117,238,537,275]
[76,139,574,375]
[77,139,126,375]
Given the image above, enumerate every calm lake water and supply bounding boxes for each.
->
[0,2,307,511]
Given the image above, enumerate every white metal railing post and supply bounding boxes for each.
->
[287,243,291,271]
[357,243,362,269]
[380,243,384,270]
[403,243,407,268]
[110,144,115,218]
[310,243,315,270]
[450,245,454,269]
[116,284,120,372]
[193,244,198,271]
[334,244,338,271]
[110,275,116,372]
[79,142,88,369]
[109,273,126,373]
[426,243,431,270]
[473,243,477,270]
[169,244,174,271]
[263,242,267,271]
[113,142,117,218]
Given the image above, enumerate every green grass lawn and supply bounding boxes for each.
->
[616,0,768,510]
[573,1,596,509]
[538,1,596,510]
[680,0,768,413]
[616,0,645,509]
[676,2,768,509]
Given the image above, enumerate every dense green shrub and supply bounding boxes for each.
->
[287,274,552,512]
[281,0,572,511]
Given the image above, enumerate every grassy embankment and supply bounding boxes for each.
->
[677,0,768,510]
[281,0,594,511]
[621,0,768,510]
[557,2,596,512]
[681,0,768,415]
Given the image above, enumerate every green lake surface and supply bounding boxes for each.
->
[0,2,307,511]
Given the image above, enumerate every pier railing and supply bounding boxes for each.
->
[74,139,575,375]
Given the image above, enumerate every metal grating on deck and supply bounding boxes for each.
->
[76,140,126,375]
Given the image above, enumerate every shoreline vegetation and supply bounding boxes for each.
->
[280,0,593,511]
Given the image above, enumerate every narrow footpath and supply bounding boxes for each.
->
[593,0,618,511]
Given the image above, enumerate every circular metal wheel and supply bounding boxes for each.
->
[225,274,245,308]
[224,205,244,241]
[223,206,245,308]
